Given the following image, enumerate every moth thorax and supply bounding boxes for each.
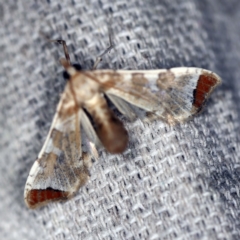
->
[67,66,77,76]
[73,77,100,103]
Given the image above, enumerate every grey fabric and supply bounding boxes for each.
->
[1,0,240,239]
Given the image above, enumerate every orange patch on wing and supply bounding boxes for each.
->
[26,188,69,209]
[193,73,219,109]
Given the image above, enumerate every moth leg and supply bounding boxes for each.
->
[92,25,115,70]
[40,31,71,65]
[49,39,71,66]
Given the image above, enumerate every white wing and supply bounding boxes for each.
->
[86,67,221,124]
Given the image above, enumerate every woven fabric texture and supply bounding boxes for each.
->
[1,0,240,239]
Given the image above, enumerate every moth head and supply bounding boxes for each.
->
[72,63,82,71]
[61,60,82,80]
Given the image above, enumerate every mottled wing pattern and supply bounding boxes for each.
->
[87,67,221,123]
[24,84,91,209]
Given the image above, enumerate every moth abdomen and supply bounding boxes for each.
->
[85,94,128,154]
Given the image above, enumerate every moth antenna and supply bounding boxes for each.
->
[92,24,115,70]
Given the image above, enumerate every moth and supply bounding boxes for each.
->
[24,39,221,209]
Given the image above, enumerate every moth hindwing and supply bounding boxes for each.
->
[24,46,221,209]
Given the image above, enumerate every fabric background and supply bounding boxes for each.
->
[1,0,240,239]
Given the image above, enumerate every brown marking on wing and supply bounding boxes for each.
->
[58,102,77,120]
[78,164,90,186]
[58,109,77,121]
[38,152,58,177]
[26,188,69,209]
[131,73,149,86]
[60,131,77,163]
[68,131,77,144]
[157,70,175,90]
[87,71,121,90]
[57,85,78,120]
[85,94,128,154]
[66,130,81,161]
[50,128,63,149]
[193,73,219,110]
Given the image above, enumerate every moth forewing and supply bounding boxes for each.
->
[96,68,221,123]
[24,84,89,209]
